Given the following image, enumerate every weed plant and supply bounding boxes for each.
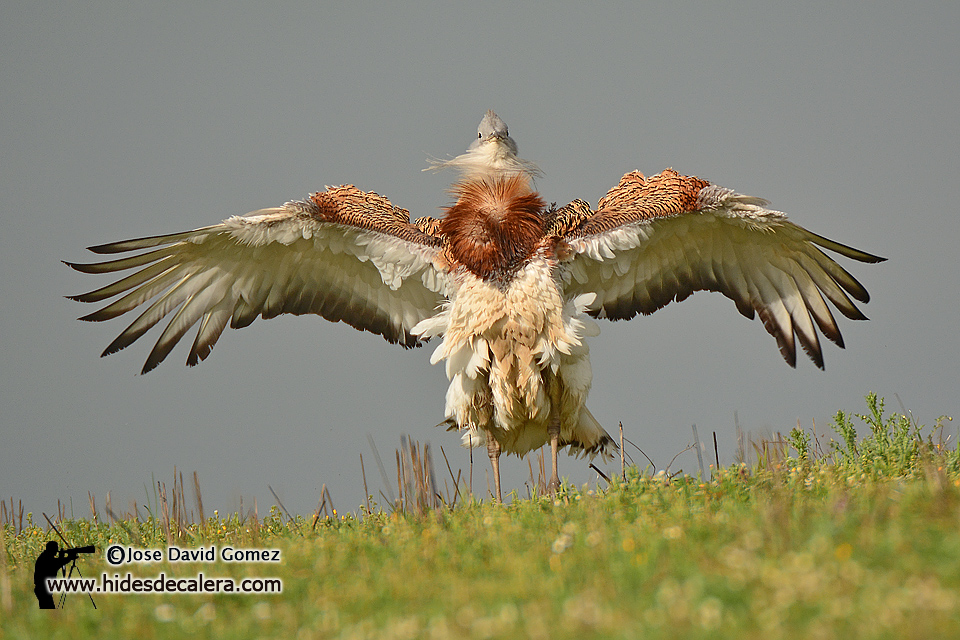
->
[1,394,957,639]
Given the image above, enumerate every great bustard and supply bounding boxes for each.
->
[67,111,884,501]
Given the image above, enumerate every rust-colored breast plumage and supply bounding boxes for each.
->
[439,176,547,280]
[562,169,710,238]
[310,185,442,247]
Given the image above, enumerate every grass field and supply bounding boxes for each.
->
[2,394,958,639]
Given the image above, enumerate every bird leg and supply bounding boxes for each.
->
[547,419,561,495]
[487,437,502,503]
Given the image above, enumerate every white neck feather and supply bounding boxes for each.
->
[425,141,541,181]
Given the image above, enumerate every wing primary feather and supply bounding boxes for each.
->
[78,265,184,322]
[87,227,219,254]
[729,239,796,367]
[788,263,845,348]
[768,262,824,369]
[188,306,232,366]
[68,257,177,303]
[754,267,797,367]
[141,275,223,374]
[804,229,886,264]
[100,274,196,358]
[793,252,868,320]
[65,246,174,274]
[805,245,873,303]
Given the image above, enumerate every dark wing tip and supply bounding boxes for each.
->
[807,231,887,264]
[87,243,118,255]
[78,310,105,322]
[64,260,102,274]
[100,339,126,358]
[69,290,108,303]
[85,227,218,254]
[812,351,826,371]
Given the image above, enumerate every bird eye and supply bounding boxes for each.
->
[478,132,483,139]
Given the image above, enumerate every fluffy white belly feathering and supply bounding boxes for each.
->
[412,256,611,458]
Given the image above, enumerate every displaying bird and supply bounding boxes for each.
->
[67,110,884,501]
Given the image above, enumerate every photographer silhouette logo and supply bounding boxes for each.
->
[33,540,96,609]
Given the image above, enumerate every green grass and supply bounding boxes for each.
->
[2,395,958,639]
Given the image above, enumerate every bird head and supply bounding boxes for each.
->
[469,110,519,156]
[425,110,541,180]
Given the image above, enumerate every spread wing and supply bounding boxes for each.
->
[555,170,885,369]
[66,185,449,374]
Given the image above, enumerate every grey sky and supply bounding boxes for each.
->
[2,1,957,517]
